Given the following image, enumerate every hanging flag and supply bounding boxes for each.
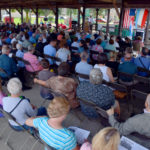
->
[135,9,141,29]
[136,9,149,29]
[123,9,135,29]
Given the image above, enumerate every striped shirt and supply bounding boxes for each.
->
[33,117,77,150]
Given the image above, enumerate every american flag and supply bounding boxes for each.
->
[123,9,135,29]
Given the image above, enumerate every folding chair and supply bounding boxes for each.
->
[137,67,150,77]
[44,54,62,62]
[89,50,99,64]
[75,72,89,82]
[131,89,148,114]
[0,108,54,150]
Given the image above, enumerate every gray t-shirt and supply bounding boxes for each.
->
[75,61,93,81]
[2,97,37,126]
[38,70,55,95]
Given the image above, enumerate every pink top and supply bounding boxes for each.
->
[0,91,5,105]
[92,44,103,53]
[80,142,92,150]
[23,52,43,72]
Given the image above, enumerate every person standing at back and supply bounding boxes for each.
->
[44,36,57,65]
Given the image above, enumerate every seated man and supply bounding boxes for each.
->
[25,97,79,150]
[134,47,150,77]
[118,53,137,85]
[107,94,150,138]
[0,45,18,79]
[29,33,36,44]
[35,36,44,55]
[24,45,43,72]
[75,51,93,81]
[76,68,116,118]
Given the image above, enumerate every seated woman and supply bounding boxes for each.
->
[56,39,71,66]
[24,45,43,72]
[92,39,103,53]
[104,39,117,52]
[2,78,47,131]
[80,127,120,150]
[38,59,55,100]
[94,53,114,83]
[34,62,79,109]
[25,97,79,150]
[77,69,119,118]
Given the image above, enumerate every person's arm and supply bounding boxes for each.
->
[68,54,71,61]
[107,67,115,83]
[34,78,47,87]
[72,145,80,150]
[107,108,138,136]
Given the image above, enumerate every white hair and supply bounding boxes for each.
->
[2,45,10,54]
[90,68,103,85]
[7,78,22,95]
[16,43,22,50]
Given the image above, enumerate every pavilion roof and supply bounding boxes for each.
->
[0,0,150,9]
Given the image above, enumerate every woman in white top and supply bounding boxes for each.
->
[56,39,71,65]
[94,53,114,82]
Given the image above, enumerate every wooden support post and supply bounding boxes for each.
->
[36,8,38,26]
[9,8,11,23]
[55,7,59,31]
[0,9,1,22]
[78,8,81,30]
[145,9,150,44]
[21,8,23,24]
[118,0,124,36]
[95,9,99,31]
[106,9,110,35]
[82,6,85,31]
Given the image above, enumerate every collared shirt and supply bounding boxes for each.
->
[16,50,25,68]
[33,117,77,150]
[0,54,18,78]
[44,44,56,65]
[23,52,42,72]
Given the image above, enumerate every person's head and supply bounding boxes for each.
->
[109,39,114,45]
[59,39,67,48]
[58,62,70,77]
[74,37,78,42]
[116,36,122,42]
[97,53,108,65]
[124,53,132,61]
[32,33,36,37]
[96,39,102,45]
[145,94,150,112]
[7,78,22,95]
[25,33,29,40]
[16,43,23,51]
[109,52,117,61]
[38,36,43,42]
[80,51,89,61]
[50,38,57,47]
[2,45,10,55]
[85,38,91,45]
[90,69,103,85]
[28,45,35,54]
[125,37,131,43]
[40,58,50,69]
[79,40,86,47]
[47,97,70,120]
[137,36,142,41]
[92,127,120,150]
[141,47,149,56]
[125,47,133,54]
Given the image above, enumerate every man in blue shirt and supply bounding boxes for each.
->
[29,33,36,44]
[0,45,18,79]
[44,37,57,65]
[134,47,150,76]
[75,51,93,81]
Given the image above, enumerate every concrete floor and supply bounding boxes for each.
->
[0,84,149,150]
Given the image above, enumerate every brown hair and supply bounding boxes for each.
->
[109,39,114,45]
[59,39,67,48]
[96,39,102,45]
[47,97,70,118]
[58,62,70,76]
[40,59,50,69]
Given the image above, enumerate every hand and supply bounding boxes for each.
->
[31,104,37,109]
[34,78,38,83]
[106,107,114,116]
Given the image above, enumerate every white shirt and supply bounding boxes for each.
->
[56,48,71,65]
[11,38,17,44]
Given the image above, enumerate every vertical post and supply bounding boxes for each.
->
[118,0,124,36]
[95,9,99,31]
[145,9,150,44]
[55,7,59,31]
[9,8,11,23]
[21,8,23,24]
[106,9,110,35]
[82,6,85,30]
[0,9,2,22]
[78,8,81,30]
[36,8,39,26]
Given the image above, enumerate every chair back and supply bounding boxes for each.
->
[44,54,62,62]
[131,89,148,101]
[76,72,89,80]
[70,46,79,51]
[137,67,150,76]
[133,75,150,85]
[108,82,128,92]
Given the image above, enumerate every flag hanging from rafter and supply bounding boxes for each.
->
[123,9,136,29]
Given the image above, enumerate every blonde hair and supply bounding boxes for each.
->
[92,127,120,150]
[47,97,70,118]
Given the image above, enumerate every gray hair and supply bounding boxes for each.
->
[28,45,35,51]
[16,43,22,50]
[90,68,103,85]
[2,45,10,54]
[80,51,89,60]
[7,78,22,95]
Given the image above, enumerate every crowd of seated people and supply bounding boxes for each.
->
[0,22,150,149]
